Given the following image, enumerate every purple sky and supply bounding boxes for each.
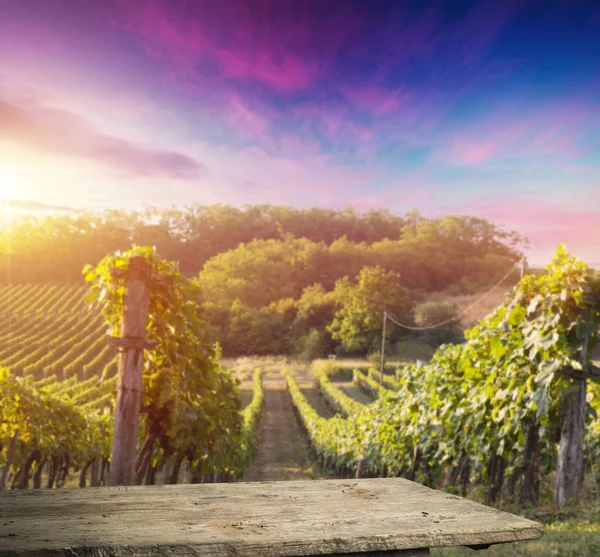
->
[0,0,599,265]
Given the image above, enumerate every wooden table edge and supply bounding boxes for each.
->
[0,525,545,557]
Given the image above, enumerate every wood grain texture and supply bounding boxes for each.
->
[0,478,543,557]
[109,256,151,487]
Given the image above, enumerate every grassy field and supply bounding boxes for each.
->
[223,355,312,382]
[434,520,600,556]
[433,473,600,556]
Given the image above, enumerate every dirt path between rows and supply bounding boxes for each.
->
[242,371,329,482]
[336,382,374,405]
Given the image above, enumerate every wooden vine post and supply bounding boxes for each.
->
[0,429,20,490]
[555,311,589,506]
[555,291,600,506]
[108,256,159,486]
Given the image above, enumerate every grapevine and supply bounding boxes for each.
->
[287,245,600,504]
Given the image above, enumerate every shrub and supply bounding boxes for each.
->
[415,301,464,347]
[295,328,327,363]
[394,338,436,362]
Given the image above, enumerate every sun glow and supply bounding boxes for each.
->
[0,167,22,200]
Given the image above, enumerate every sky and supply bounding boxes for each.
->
[0,0,599,266]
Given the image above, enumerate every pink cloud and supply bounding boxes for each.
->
[287,102,377,150]
[69,94,160,132]
[278,135,328,162]
[184,141,374,209]
[352,193,398,212]
[0,18,71,58]
[450,195,600,265]
[112,0,332,95]
[110,0,531,112]
[216,49,320,94]
[102,0,541,158]
[113,0,210,78]
[341,85,413,116]
[0,98,206,180]
[397,186,436,206]
[432,91,600,166]
[351,186,435,212]
[340,176,437,213]
[450,140,499,165]
[226,94,272,140]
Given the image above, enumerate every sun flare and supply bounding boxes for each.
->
[0,167,21,200]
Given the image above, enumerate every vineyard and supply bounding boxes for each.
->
[0,248,266,490]
[282,247,600,508]
[0,284,117,382]
[1,245,599,520]
[281,246,600,510]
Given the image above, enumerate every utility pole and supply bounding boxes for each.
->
[380,310,387,384]
[108,256,158,486]
[520,257,527,280]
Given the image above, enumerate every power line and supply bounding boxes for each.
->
[385,258,524,332]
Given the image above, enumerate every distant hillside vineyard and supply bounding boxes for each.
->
[0,284,115,382]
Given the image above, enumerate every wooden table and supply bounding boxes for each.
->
[0,478,543,556]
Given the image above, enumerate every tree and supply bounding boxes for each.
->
[0,205,524,287]
[295,329,328,362]
[415,302,464,347]
[225,301,289,356]
[328,266,415,353]
[294,284,337,330]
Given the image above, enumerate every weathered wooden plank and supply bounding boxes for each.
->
[307,548,431,557]
[319,551,429,556]
[0,478,543,557]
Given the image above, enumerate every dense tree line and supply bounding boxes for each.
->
[1,204,526,357]
[194,210,524,357]
[0,205,523,283]
[0,205,410,282]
